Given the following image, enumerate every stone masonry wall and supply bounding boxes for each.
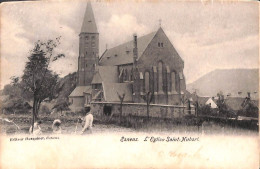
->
[91,103,193,120]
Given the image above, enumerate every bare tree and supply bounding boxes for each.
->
[142,92,153,120]
[117,92,125,123]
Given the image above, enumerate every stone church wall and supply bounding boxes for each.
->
[90,102,194,120]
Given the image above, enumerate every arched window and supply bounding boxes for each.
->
[145,72,150,93]
[171,72,176,92]
[158,62,163,93]
[124,69,128,82]
[130,69,133,81]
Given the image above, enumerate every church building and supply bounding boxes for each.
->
[69,2,186,112]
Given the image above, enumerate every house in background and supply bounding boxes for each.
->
[188,92,218,109]
[69,86,91,112]
[224,97,245,114]
[225,93,259,118]
[204,97,218,108]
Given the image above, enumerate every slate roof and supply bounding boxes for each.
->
[251,100,259,108]
[102,82,132,102]
[91,66,118,84]
[69,86,92,97]
[224,97,245,111]
[91,72,102,84]
[81,2,98,33]
[99,31,157,66]
[197,97,211,106]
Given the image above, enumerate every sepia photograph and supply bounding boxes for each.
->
[0,0,259,168]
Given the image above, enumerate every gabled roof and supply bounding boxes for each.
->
[91,72,102,84]
[224,97,245,111]
[81,2,98,33]
[91,66,118,84]
[102,82,132,102]
[69,86,91,97]
[197,97,210,106]
[99,31,157,66]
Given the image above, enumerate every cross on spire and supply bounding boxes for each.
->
[159,19,162,27]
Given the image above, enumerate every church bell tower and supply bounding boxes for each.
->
[78,2,99,86]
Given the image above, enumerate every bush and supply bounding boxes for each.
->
[40,105,51,115]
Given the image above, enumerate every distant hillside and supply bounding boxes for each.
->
[187,69,259,99]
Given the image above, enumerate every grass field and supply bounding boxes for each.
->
[0,113,258,136]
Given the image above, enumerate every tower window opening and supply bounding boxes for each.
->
[85,36,89,40]
[91,36,95,40]
[158,42,164,47]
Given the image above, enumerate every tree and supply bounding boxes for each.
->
[1,77,32,114]
[21,37,64,132]
[198,104,212,116]
[117,92,125,123]
[216,92,228,118]
[142,92,153,120]
[238,100,259,118]
[244,102,258,118]
[52,99,71,115]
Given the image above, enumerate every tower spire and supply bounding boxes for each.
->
[81,2,98,33]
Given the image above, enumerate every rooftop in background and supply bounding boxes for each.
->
[69,86,92,97]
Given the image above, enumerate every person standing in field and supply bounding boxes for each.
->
[29,120,42,135]
[80,106,93,135]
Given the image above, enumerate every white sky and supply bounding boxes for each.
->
[1,0,259,89]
